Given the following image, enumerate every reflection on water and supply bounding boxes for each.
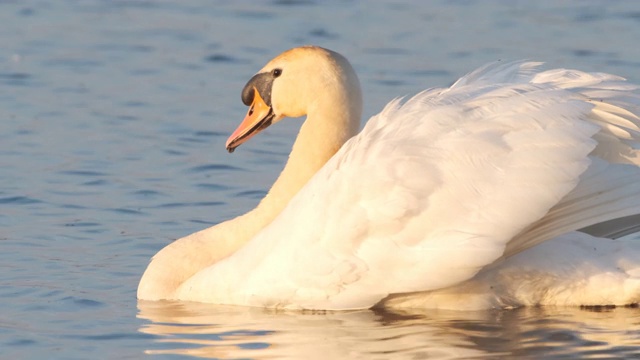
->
[138,301,640,359]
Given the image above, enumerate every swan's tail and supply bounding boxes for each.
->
[383,231,640,310]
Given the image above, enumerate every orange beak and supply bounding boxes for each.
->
[226,87,275,153]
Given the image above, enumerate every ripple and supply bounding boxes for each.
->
[122,100,149,107]
[59,170,108,177]
[375,79,406,87]
[607,59,640,68]
[132,189,165,197]
[157,201,224,208]
[65,331,155,341]
[572,49,598,57]
[619,11,640,21]
[178,135,209,144]
[60,203,88,210]
[196,183,230,192]
[63,297,105,308]
[93,43,155,53]
[234,10,276,19]
[18,7,36,16]
[63,221,101,227]
[0,72,31,86]
[407,69,452,77]
[6,338,37,346]
[364,47,410,55]
[189,219,218,225]
[188,163,244,173]
[0,72,29,80]
[128,68,160,76]
[43,58,104,69]
[0,195,42,204]
[195,130,227,137]
[82,179,109,186]
[204,54,248,64]
[234,190,267,199]
[109,208,145,215]
[54,85,89,94]
[574,11,604,23]
[163,148,187,156]
[273,0,316,5]
[308,28,338,39]
[238,341,270,350]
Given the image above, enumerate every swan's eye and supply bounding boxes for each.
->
[272,68,282,78]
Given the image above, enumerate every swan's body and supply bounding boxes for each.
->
[138,46,640,310]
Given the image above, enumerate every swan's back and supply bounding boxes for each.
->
[177,61,640,310]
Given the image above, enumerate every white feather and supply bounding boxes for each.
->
[168,56,640,310]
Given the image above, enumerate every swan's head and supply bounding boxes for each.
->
[226,46,361,152]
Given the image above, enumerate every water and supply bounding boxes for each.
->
[2,0,640,358]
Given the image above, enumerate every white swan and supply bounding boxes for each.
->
[138,46,640,310]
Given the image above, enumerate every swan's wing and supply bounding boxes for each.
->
[179,62,640,309]
[502,68,640,257]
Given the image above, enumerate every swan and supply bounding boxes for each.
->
[138,46,640,310]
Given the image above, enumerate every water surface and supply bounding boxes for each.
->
[2,0,640,358]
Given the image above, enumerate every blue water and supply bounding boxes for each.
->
[2,0,640,358]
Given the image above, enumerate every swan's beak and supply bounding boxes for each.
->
[226,87,275,153]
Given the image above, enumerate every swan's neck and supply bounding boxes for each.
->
[261,105,360,215]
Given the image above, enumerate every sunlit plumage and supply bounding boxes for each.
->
[139,46,640,310]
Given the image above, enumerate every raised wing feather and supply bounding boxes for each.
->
[178,61,640,310]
